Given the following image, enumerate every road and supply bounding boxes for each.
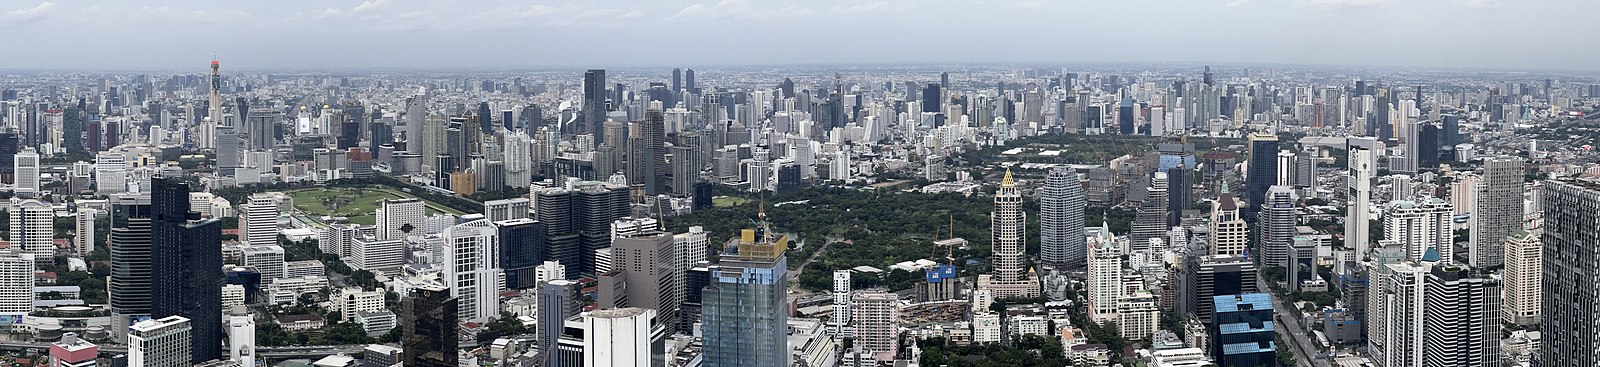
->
[1257,276,1331,367]
[0,341,369,361]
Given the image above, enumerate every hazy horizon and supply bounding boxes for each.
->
[3,0,1596,72]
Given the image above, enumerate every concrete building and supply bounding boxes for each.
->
[1086,231,1121,323]
[226,306,255,367]
[1470,156,1524,268]
[598,228,680,332]
[376,198,425,241]
[441,219,500,323]
[74,208,96,255]
[241,194,279,246]
[583,308,663,367]
[0,250,34,322]
[976,170,1040,298]
[11,200,54,265]
[49,333,97,367]
[1347,138,1376,260]
[1210,186,1248,256]
[832,270,851,331]
[1258,185,1298,269]
[1040,167,1086,269]
[1502,227,1541,325]
[129,316,192,367]
[1382,197,1454,262]
[850,292,899,354]
[240,245,286,285]
[1424,265,1502,367]
[484,198,530,222]
[1538,178,1600,367]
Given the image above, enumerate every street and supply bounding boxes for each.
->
[1258,277,1331,367]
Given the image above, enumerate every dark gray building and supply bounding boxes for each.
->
[1539,178,1600,367]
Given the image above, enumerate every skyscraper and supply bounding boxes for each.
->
[700,217,789,367]
[376,198,424,241]
[1423,265,1502,367]
[1502,226,1541,326]
[496,218,544,290]
[0,250,34,321]
[977,170,1039,298]
[534,181,630,278]
[599,228,680,332]
[1210,185,1248,256]
[441,219,499,323]
[403,284,457,367]
[1368,260,1428,367]
[1258,185,1298,269]
[10,199,53,265]
[244,108,277,152]
[1539,177,1600,367]
[1178,254,1259,324]
[539,279,581,366]
[129,316,192,367]
[632,109,667,195]
[1470,156,1524,268]
[582,308,662,367]
[241,194,277,246]
[208,59,222,126]
[148,178,222,364]
[1086,232,1121,323]
[13,147,38,197]
[108,193,152,343]
[832,270,850,331]
[584,69,607,138]
[1244,133,1278,223]
[1039,167,1085,269]
[1129,172,1168,252]
[851,292,900,353]
[1347,138,1377,260]
[1382,197,1454,263]
[1210,293,1276,366]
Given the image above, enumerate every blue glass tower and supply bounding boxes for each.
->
[1211,293,1277,366]
[700,222,790,367]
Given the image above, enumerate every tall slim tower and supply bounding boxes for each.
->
[149,178,223,365]
[700,215,790,367]
[1129,172,1169,252]
[1039,167,1085,269]
[1244,133,1279,223]
[1501,226,1541,326]
[583,69,607,138]
[1539,177,1600,367]
[1210,185,1248,257]
[209,60,222,126]
[1346,138,1377,261]
[992,169,1025,282]
[1470,156,1524,268]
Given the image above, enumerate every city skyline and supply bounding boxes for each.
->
[3,0,1599,71]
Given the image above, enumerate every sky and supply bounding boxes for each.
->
[0,0,1593,71]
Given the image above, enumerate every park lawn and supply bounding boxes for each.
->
[287,187,409,224]
[712,196,751,207]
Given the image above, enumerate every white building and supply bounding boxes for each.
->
[583,308,660,367]
[376,198,425,240]
[1347,139,1376,260]
[0,251,35,317]
[74,208,97,254]
[1008,315,1048,337]
[349,237,405,274]
[241,194,279,246]
[850,292,898,353]
[10,200,53,264]
[1368,261,1429,367]
[832,270,851,331]
[94,153,127,194]
[1087,233,1122,323]
[13,148,39,196]
[534,261,566,286]
[333,287,386,321]
[284,260,324,278]
[442,219,500,323]
[972,313,1002,344]
[484,198,530,222]
[1382,197,1454,262]
[226,307,256,367]
[130,316,192,367]
[241,245,286,285]
[1502,227,1541,325]
[222,285,245,308]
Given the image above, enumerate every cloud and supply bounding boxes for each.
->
[1463,0,1505,9]
[2,2,56,24]
[352,0,392,13]
[667,0,816,22]
[131,6,252,25]
[1013,1,1044,9]
[1301,0,1390,7]
[283,7,345,22]
[1225,0,1248,8]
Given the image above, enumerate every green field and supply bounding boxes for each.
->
[287,187,424,225]
[712,196,751,207]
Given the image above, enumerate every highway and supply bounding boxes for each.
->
[1258,277,1331,367]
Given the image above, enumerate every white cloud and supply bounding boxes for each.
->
[2,2,56,24]
[132,6,252,25]
[668,0,816,22]
[1301,0,1390,7]
[1013,1,1044,9]
[1464,0,1505,9]
[1225,0,1248,8]
[352,0,392,14]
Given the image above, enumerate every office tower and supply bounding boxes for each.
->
[1470,156,1524,268]
[215,126,242,174]
[1040,167,1085,269]
[11,199,53,265]
[671,227,708,312]
[240,194,277,246]
[1368,260,1428,367]
[129,316,192,367]
[226,306,256,367]
[495,218,544,290]
[1178,254,1259,324]
[209,60,223,125]
[13,147,37,196]
[1502,226,1541,325]
[1274,151,1295,187]
[578,308,664,367]
[672,145,704,195]
[244,108,277,151]
[1209,293,1276,366]
[0,131,15,185]
[672,68,682,93]
[484,198,530,222]
[94,153,127,194]
[403,284,458,367]
[921,84,941,113]
[851,292,899,353]
[1118,98,1135,134]
[0,250,34,320]
[535,181,630,278]
[73,208,95,254]
[599,228,680,332]
[1259,185,1298,269]
[629,109,667,195]
[700,219,790,367]
[1244,133,1278,223]
[1086,234,1121,323]
[1382,197,1454,262]
[684,69,696,92]
[349,237,405,274]
[1129,172,1168,252]
[108,193,152,343]
[49,333,97,367]
[584,69,607,138]
[405,93,427,155]
[1347,138,1377,260]
[1442,115,1460,147]
[539,280,581,367]
[1210,185,1248,256]
[149,178,222,364]
[376,198,424,240]
[441,219,499,323]
[1540,178,1600,367]
[1423,265,1502,367]
[978,170,1040,298]
[832,270,850,330]
[240,245,285,284]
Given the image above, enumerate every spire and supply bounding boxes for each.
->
[1001,168,1015,187]
[1220,180,1230,194]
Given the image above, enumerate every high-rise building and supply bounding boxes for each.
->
[1368,260,1428,367]
[73,208,96,255]
[1130,172,1169,253]
[1382,197,1454,263]
[582,307,663,367]
[1346,138,1377,260]
[1210,293,1276,366]
[129,316,192,367]
[403,284,457,367]
[49,333,97,367]
[598,227,680,332]
[1502,226,1541,326]
[149,178,223,364]
[1470,156,1524,268]
[244,108,277,151]
[700,217,790,367]
[1539,177,1600,367]
[977,170,1040,298]
[240,245,285,285]
[495,218,544,290]
[1258,185,1298,269]
[441,219,499,323]
[534,181,630,278]
[1244,133,1279,223]
[0,250,34,319]
[631,109,667,195]
[376,198,424,241]
[1178,254,1259,324]
[226,306,255,367]
[208,60,222,125]
[11,199,53,265]
[851,292,899,353]
[832,270,851,331]
[484,198,530,222]
[539,279,581,367]
[1210,185,1248,256]
[584,70,607,138]
[1086,234,1121,323]
[1423,265,1501,367]
[108,193,153,343]
[1040,167,1085,269]
[13,147,38,196]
